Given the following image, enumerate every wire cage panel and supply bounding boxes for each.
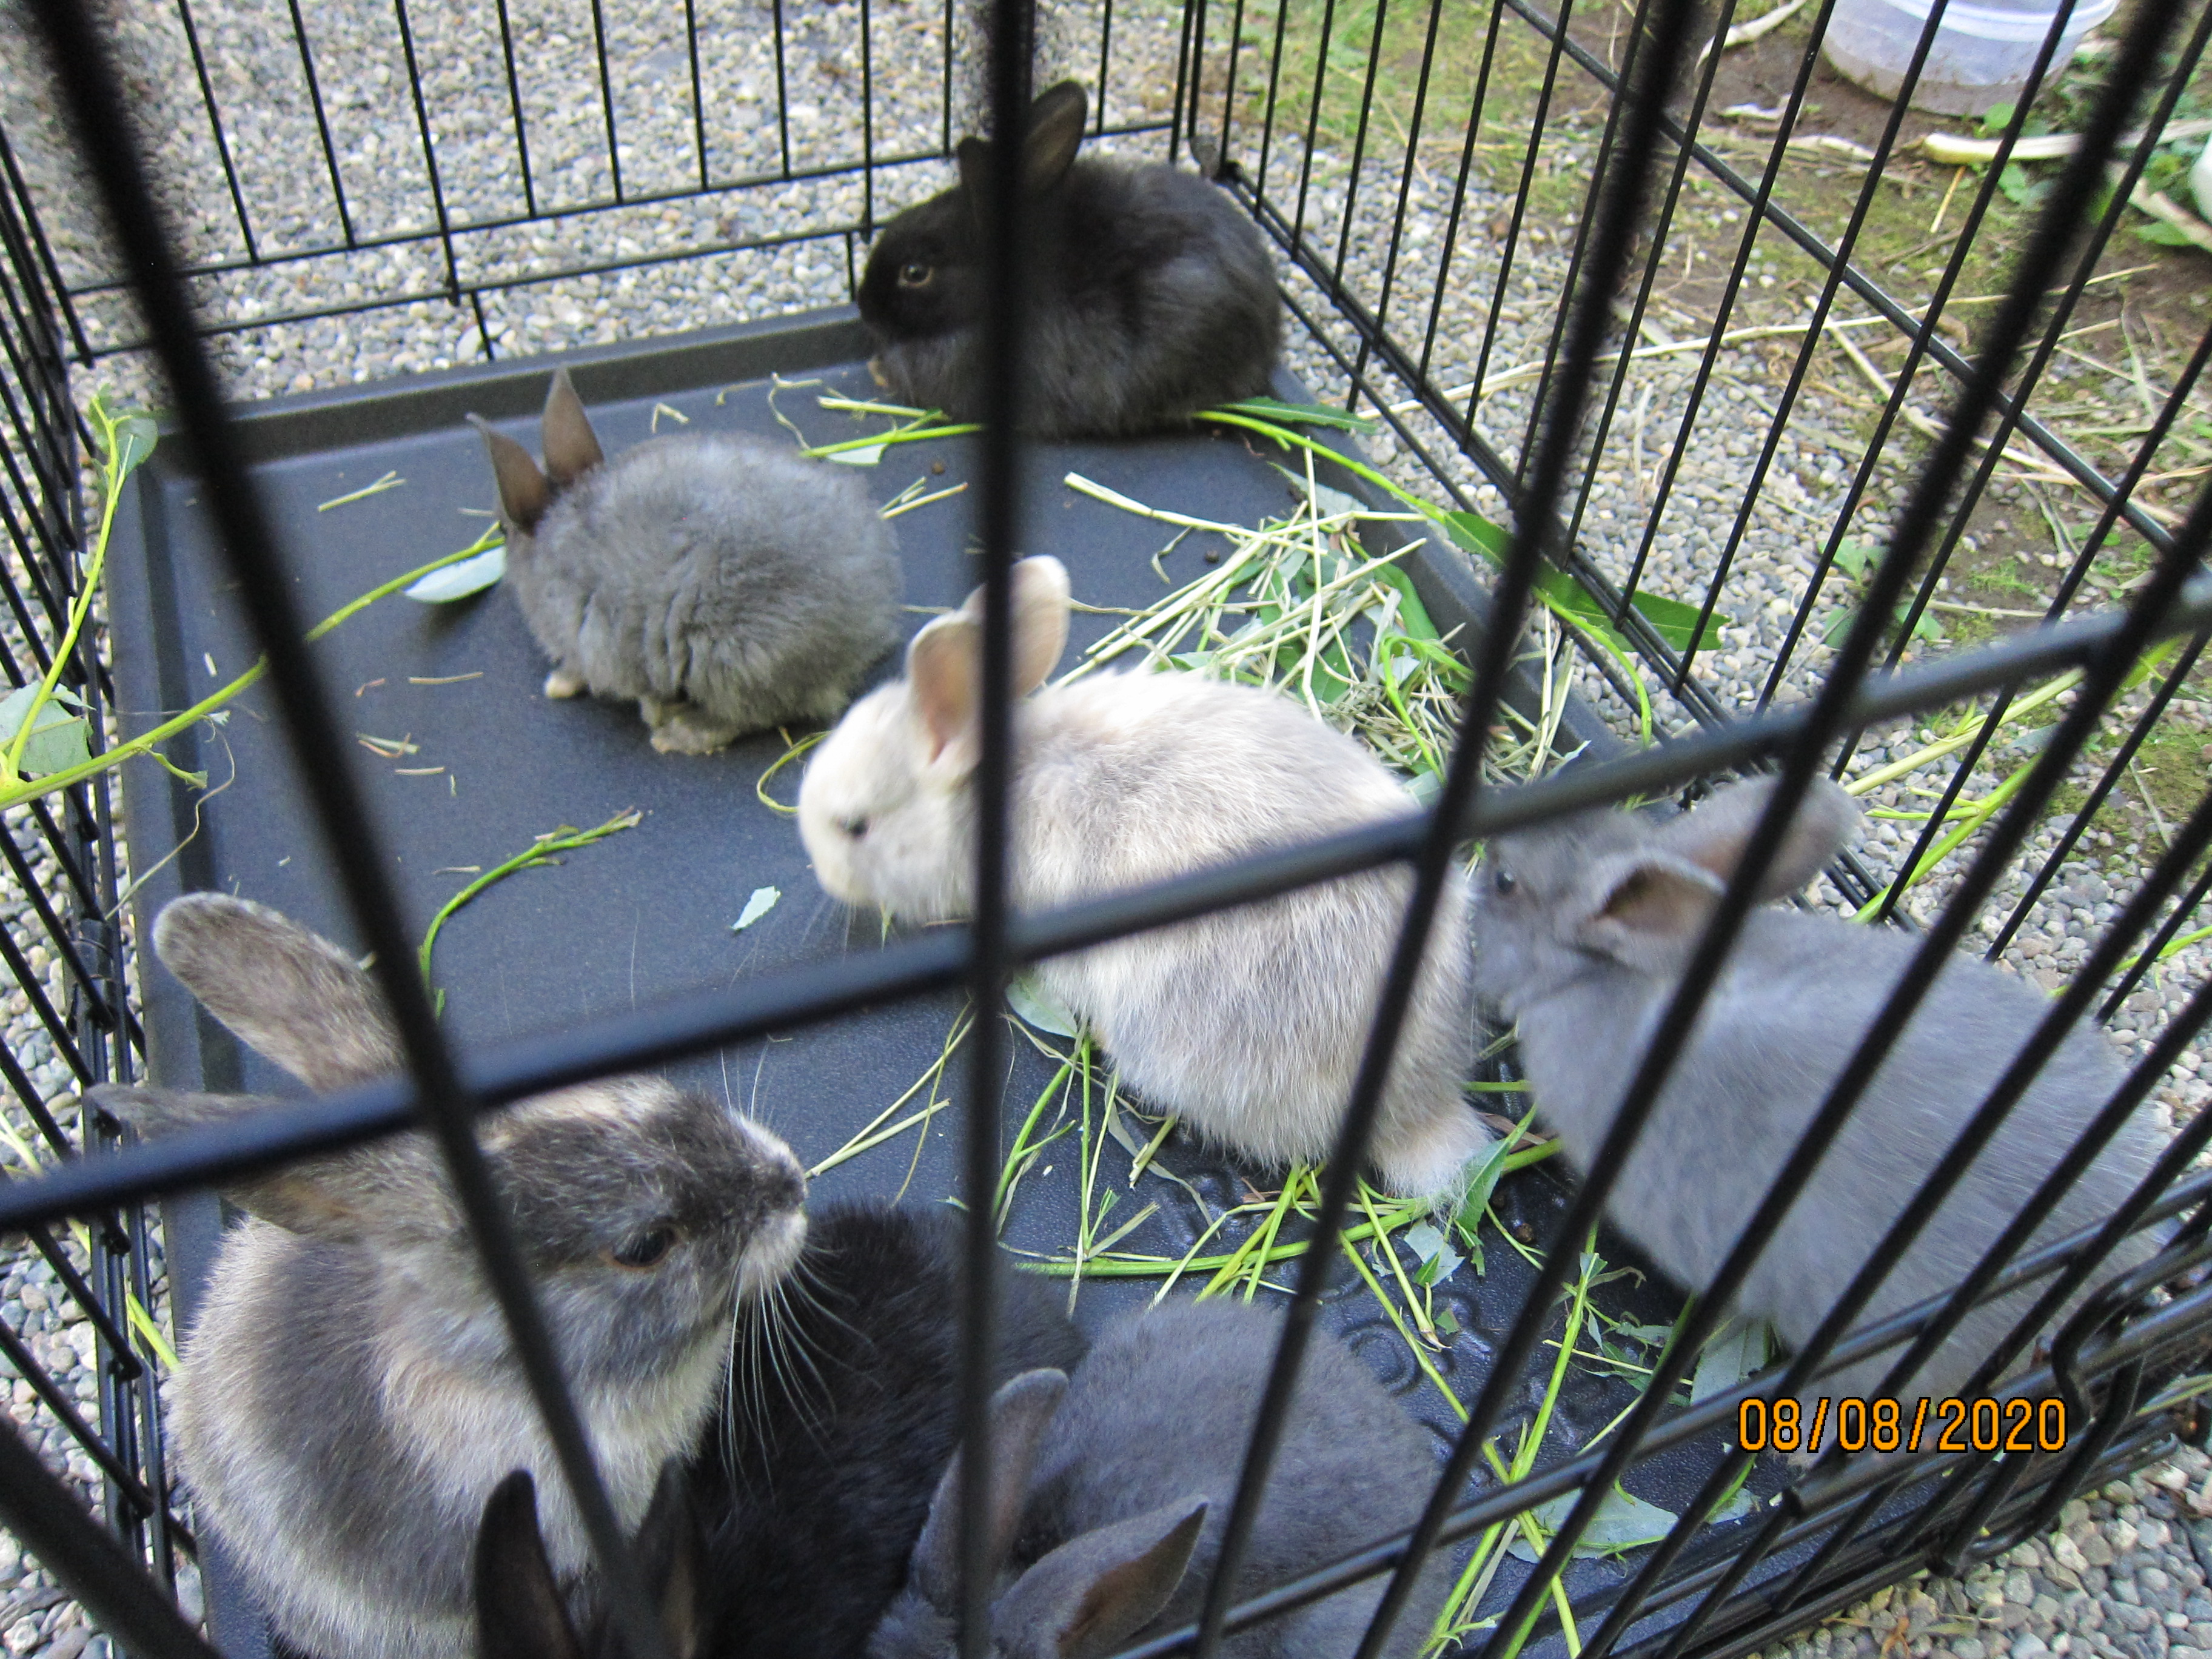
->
[0,1,2207,1659]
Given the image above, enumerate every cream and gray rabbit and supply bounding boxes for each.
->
[866,1298,1457,1659]
[89,894,808,1659]
[471,369,902,754]
[1470,776,2162,1423]
[796,555,1489,1198]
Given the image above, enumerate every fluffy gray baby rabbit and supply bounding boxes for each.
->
[796,555,1489,1198]
[866,1299,1456,1659]
[1470,776,2161,1423]
[89,894,808,1659]
[471,369,902,754]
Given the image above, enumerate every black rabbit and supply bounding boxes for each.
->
[857,81,1282,440]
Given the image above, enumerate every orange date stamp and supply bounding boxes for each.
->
[1735,1396,2070,1455]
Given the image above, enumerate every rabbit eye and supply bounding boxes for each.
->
[1492,868,1517,895]
[897,261,933,287]
[838,814,870,839]
[609,1225,678,1270]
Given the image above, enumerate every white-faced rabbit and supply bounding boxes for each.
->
[89,893,809,1659]
[696,1202,1088,1659]
[474,1466,703,1659]
[866,1298,1457,1659]
[796,555,1489,1199]
[1470,776,2162,1424]
[471,369,903,754]
[856,81,1282,440]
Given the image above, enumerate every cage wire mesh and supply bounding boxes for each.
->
[0,0,2207,1655]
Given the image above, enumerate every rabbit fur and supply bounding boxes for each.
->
[857,81,1281,440]
[473,1466,705,1659]
[796,555,1490,1198]
[696,1202,1088,1659]
[90,894,808,1659]
[471,369,902,754]
[1469,776,2162,1419]
[866,1298,1457,1659]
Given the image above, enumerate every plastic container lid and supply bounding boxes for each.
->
[1850,0,2116,41]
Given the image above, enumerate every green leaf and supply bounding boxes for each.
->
[1627,590,1726,654]
[1832,538,1875,581]
[1217,396,1379,434]
[90,393,158,486]
[2136,221,2199,247]
[1977,101,2016,136]
[731,885,781,931]
[1691,1315,1772,1403]
[1507,1486,1681,1560]
[1403,1221,1464,1286]
[1007,973,1082,1037]
[1452,1131,1518,1244]
[0,685,90,780]
[2125,635,2182,690]
[406,541,508,602]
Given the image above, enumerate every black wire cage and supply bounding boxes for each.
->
[1,0,2211,1655]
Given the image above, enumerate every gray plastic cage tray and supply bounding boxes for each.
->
[106,307,1800,1659]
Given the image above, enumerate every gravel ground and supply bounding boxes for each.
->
[1,2,2210,1658]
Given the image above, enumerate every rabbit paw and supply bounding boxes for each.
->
[1373,1103,1497,1201]
[868,357,891,390]
[645,702,743,756]
[543,668,588,699]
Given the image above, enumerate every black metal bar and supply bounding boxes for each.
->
[390,0,461,302]
[492,0,538,219]
[0,124,92,364]
[588,0,623,200]
[1885,0,2212,664]
[0,1408,216,1659]
[281,0,357,249]
[169,0,260,263]
[953,0,1034,1651]
[14,9,673,1659]
[773,0,793,175]
[1682,0,1977,698]
[1410,0,1502,389]
[685,0,709,191]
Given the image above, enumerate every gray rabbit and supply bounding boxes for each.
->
[472,370,902,754]
[89,894,809,1659]
[866,1298,1457,1659]
[1469,776,2162,1425]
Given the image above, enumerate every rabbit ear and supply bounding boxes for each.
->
[1657,776,1860,901]
[629,1464,707,1659]
[1567,853,1729,977]
[952,84,1087,212]
[994,1498,1208,1659]
[89,1083,453,1242]
[541,369,606,489]
[906,611,982,774]
[471,415,551,534]
[954,556,1070,695]
[911,1369,1070,1612]
[1025,82,1088,191]
[907,557,1071,776]
[474,1471,586,1659]
[152,894,403,1092]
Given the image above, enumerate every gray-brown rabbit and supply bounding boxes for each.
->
[472,369,902,754]
[1469,776,2163,1430]
[89,894,808,1659]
